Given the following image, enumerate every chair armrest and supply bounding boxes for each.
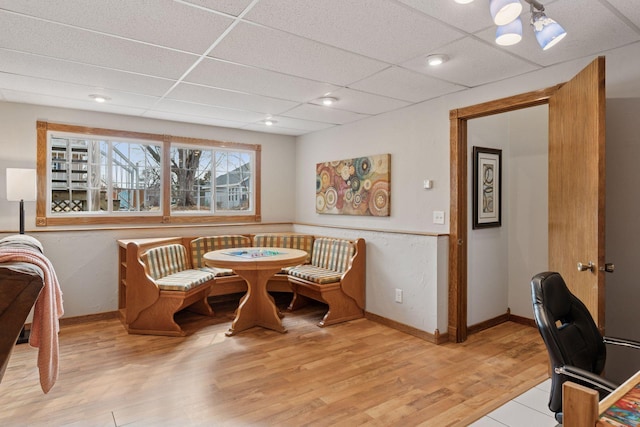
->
[604,336,640,350]
[555,365,619,393]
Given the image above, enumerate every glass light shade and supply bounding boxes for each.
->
[496,17,522,46]
[532,13,567,50]
[6,168,37,202]
[490,0,522,25]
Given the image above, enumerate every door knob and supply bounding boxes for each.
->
[577,261,595,272]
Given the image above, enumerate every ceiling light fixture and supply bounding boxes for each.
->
[318,97,338,106]
[495,17,523,46]
[426,54,449,67]
[530,4,567,50]
[262,118,277,126]
[89,94,110,103]
[490,0,522,26]
[454,0,474,4]
[489,0,566,50]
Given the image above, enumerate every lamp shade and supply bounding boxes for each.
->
[490,0,522,26]
[532,13,567,50]
[6,168,37,202]
[496,17,523,46]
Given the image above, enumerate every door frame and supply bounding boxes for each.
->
[448,85,563,343]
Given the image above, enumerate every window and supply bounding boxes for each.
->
[36,121,261,226]
[169,145,253,215]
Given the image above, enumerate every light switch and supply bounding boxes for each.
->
[433,211,445,224]
[423,179,433,189]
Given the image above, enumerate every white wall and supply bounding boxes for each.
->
[3,40,640,334]
[0,102,297,317]
[506,106,548,318]
[465,105,547,326]
[295,43,639,334]
[467,115,510,326]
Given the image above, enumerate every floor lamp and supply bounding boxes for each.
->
[5,168,37,344]
[6,168,37,235]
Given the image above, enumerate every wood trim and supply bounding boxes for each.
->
[509,313,536,328]
[36,121,48,226]
[449,110,467,342]
[35,121,261,228]
[449,86,560,343]
[42,121,166,142]
[365,311,449,344]
[56,311,119,327]
[467,311,510,335]
[255,144,262,222]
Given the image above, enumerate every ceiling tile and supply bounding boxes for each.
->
[402,37,539,87]
[167,82,299,114]
[396,0,494,34]
[244,0,465,63]
[185,58,339,102]
[260,116,337,132]
[142,109,249,129]
[0,0,234,54]
[152,98,267,123]
[0,11,199,79]
[0,49,175,97]
[0,72,161,108]
[282,104,369,125]
[177,0,256,17]
[208,22,388,86]
[350,67,466,103]
[0,88,150,117]
[242,123,307,136]
[607,0,640,29]
[309,88,411,115]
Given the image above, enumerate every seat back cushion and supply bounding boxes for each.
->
[326,239,355,272]
[253,234,314,262]
[190,235,251,268]
[144,244,188,280]
[311,238,354,272]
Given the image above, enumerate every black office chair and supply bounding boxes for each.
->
[531,271,640,423]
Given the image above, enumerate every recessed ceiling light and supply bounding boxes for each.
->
[454,0,474,4]
[89,94,110,103]
[262,118,277,126]
[318,97,338,106]
[426,54,449,67]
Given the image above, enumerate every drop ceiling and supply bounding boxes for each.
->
[1,0,639,136]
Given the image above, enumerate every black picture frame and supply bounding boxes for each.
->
[472,146,502,229]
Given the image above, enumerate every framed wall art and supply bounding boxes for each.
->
[472,146,502,229]
[316,153,390,216]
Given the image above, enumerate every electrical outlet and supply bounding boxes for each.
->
[395,288,403,303]
[433,210,445,225]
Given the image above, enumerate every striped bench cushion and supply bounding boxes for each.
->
[144,244,188,280]
[190,235,251,268]
[310,238,355,272]
[253,234,314,262]
[198,266,236,277]
[155,269,215,291]
[288,265,342,284]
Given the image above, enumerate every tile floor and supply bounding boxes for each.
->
[470,378,560,427]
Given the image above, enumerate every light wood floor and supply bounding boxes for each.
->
[0,295,549,427]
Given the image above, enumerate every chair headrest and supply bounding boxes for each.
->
[531,272,572,320]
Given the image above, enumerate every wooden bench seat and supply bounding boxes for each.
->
[252,233,315,292]
[288,237,366,327]
[188,235,252,296]
[125,243,214,336]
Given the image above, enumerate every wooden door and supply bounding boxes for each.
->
[548,57,606,329]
